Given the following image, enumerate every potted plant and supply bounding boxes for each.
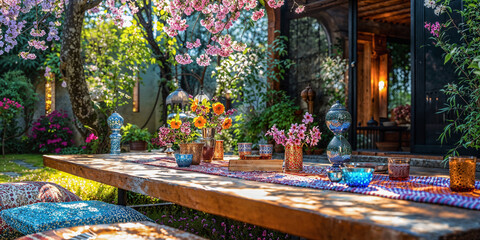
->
[121,124,151,151]
[392,104,411,126]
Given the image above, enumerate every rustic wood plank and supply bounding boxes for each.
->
[228,159,283,172]
[17,221,206,240]
[43,153,480,240]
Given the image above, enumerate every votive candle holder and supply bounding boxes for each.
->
[449,156,476,192]
[388,157,410,181]
[342,167,374,187]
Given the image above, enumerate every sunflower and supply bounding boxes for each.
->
[212,102,225,115]
[194,116,207,128]
[191,99,199,112]
[170,119,182,129]
[222,117,232,130]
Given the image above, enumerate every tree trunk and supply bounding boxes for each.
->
[159,63,172,125]
[60,0,107,137]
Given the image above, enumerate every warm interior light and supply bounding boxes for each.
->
[378,80,385,91]
[45,80,55,114]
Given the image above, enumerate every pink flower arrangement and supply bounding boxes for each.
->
[265,112,322,147]
[392,104,411,123]
[158,121,198,145]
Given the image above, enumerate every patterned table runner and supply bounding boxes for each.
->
[129,158,480,210]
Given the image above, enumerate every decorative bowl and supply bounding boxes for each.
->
[327,170,343,182]
[341,167,374,187]
[175,154,193,167]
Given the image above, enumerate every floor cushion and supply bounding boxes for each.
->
[0,182,81,240]
[16,221,207,240]
[0,200,152,236]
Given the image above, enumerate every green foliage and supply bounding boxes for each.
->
[387,42,411,112]
[431,1,480,157]
[0,70,37,115]
[214,35,294,104]
[319,56,348,106]
[121,124,152,143]
[234,92,300,144]
[59,146,86,155]
[83,20,154,114]
[215,36,296,144]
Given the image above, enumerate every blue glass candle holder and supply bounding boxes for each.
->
[341,167,374,187]
[175,154,193,167]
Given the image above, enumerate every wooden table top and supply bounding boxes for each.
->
[43,153,480,240]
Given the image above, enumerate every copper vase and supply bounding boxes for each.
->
[284,145,303,172]
[179,143,204,165]
[213,140,224,160]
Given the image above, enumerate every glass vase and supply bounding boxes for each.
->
[284,145,303,172]
[202,128,216,163]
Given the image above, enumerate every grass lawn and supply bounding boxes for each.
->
[0,154,291,239]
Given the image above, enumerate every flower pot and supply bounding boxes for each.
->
[285,145,303,172]
[130,141,147,151]
[202,128,216,163]
[213,140,224,160]
[180,143,204,165]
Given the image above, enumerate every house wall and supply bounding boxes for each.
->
[32,65,162,145]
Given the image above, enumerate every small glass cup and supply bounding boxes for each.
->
[238,143,252,160]
[388,158,410,181]
[449,156,476,192]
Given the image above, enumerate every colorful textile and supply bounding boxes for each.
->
[0,201,152,235]
[129,159,480,210]
[0,182,81,239]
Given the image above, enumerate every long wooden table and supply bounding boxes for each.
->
[43,153,480,240]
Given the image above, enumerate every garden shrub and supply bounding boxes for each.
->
[30,111,75,153]
[0,71,38,154]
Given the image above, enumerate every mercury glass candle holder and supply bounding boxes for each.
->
[341,167,374,188]
[449,156,476,192]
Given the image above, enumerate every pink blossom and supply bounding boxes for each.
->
[295,5,305,14]
[175,53,193,65]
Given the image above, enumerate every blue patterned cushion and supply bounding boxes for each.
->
[0,200,152,235]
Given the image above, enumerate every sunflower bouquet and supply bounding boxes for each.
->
[190,97,235,132]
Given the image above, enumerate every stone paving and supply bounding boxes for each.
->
[0,159,41,179]
[12,160,40,170]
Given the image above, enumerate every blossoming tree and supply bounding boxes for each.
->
[0,0,303,135]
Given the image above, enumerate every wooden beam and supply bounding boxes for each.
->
[363,8,410,21]
[358,0,407,10]
[359,2,410,18]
